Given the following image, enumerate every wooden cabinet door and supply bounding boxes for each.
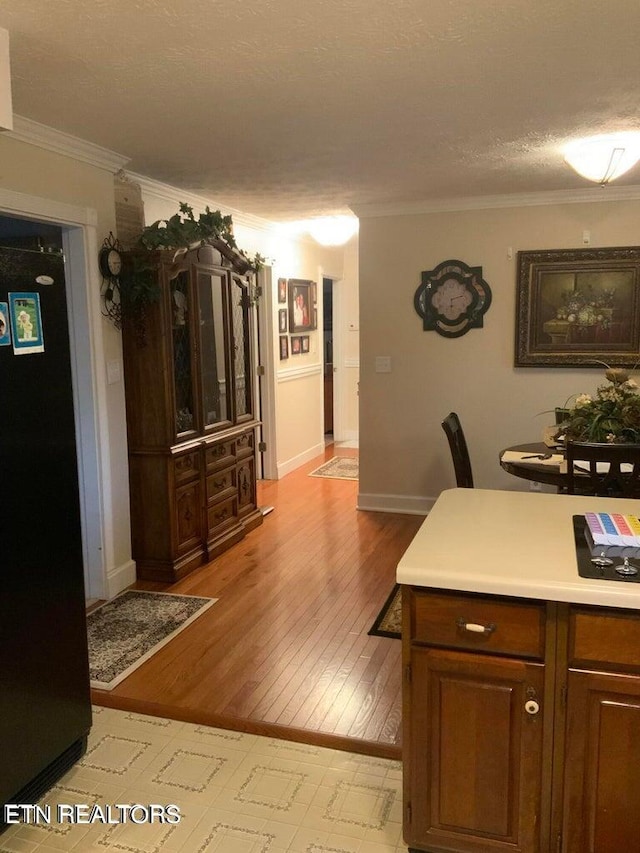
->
[562,669,640,853]
[174,480,202,553]
[405,647,544,853]
[237,455,256,517]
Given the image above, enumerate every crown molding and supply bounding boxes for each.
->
[128,171,277,234]
[7,115,130,172]
[351,185,640,218]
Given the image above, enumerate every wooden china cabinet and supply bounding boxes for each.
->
[121,242,262,582]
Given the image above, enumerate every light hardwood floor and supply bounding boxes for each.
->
[91,445,424,760]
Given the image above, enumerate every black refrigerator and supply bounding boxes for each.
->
[0,238,92,821]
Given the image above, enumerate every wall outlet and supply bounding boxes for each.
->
[529,481,542,492]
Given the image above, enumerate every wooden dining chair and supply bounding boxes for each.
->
[565,441,640,497]
[441,412,474,488]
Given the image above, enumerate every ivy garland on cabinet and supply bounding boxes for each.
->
[100,202,266,342]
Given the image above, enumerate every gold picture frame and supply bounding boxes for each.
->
[515,246,640,367]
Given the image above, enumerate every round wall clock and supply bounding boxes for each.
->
[99,246,123,279]
[414,258,492,338]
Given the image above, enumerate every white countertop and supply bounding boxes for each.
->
[396,488,640,610]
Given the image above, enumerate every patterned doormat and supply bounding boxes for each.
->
[87,590,216,691]
[309,456,359,480]
[368,585,401,639]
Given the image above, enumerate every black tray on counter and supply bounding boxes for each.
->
[573,515,640,583]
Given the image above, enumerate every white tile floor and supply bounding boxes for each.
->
[2,707,409,853]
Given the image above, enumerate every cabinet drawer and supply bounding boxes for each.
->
[410,589,546,660]
[173,451,200,484]
[569,607,640,671]
[206,440,236,471]
[206,467,236,503]
[207,497,238,534]
[236,430,254,458]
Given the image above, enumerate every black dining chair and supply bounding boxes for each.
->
[441,412,474,488]
[565,441,640,497]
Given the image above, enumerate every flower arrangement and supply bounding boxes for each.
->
[557,367,640,444]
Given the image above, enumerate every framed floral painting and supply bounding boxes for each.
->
[515,246,640,367]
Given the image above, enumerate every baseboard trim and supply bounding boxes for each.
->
[278,442,326,478]
[357,492,434,516]
[106,558,137,599]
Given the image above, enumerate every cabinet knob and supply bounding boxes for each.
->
[525,700,540,715]
[456,618,496,635]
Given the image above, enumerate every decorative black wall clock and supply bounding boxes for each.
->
[414,258,492,338]
[99,231,123,329]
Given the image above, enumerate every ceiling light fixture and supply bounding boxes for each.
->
[564,132,640,185]
[307,216,359,247]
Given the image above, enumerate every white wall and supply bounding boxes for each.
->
[357,195,640,514]
[338,238,360,442]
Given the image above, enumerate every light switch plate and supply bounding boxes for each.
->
[106,359,121,385]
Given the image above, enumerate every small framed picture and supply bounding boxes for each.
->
[9,291,44,355]
[301,335,310,353]
[288,279,317,332]
[291,336,302,355]
[278,278,287,304]
[278,308,288,333]
[279,335,289,360]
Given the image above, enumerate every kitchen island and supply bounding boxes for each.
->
[397,488,640,853]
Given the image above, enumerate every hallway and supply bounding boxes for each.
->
[92,446,423,759]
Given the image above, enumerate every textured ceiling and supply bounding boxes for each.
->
[1,0,640,221]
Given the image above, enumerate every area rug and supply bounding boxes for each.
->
[309,456,359,480]
[368,585,401,639]
[87,590,217,691]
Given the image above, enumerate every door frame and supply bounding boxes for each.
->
[255,264,277,479]
[0,188,107,600]
[318,267,345,442]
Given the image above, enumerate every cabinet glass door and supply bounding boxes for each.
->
[170,270,196,437]
[231,275,254,421]
[197,269,232,430]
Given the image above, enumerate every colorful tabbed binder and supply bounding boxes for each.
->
[584,512,640,555]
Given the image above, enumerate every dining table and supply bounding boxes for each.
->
[499,441,568,488]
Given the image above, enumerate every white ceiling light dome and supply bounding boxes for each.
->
[564,132,640,184]
[307,216,359,246]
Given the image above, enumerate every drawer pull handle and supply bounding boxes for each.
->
[456,618,496,635]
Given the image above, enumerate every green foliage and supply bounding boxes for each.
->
[116,203,265,340]
[135,202,265,273]
[138,203,238,253]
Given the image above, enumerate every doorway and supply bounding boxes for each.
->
[323,276,334,440]
[0,191,106,602]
